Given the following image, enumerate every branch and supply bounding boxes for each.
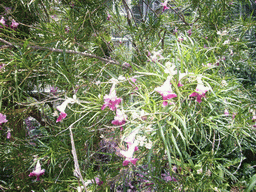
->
[69,125,87,191]
[167,3,190,26]
[0,38,119,65]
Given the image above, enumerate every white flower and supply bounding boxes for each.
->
[145,140,153,149]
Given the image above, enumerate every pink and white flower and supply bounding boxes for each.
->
[101,83,122,111]
[224,109,229,116]
[10,19,19,29]
[189,76,210,103]
[29,160,45,181]
[155,76,177,107]
[107,13,111,20]
[150,50,164,62]
[0,113,8,125]
[161,0,169,12]
[120,141,139,166]
[112,109,127,131]
[56,95,77,122]
[0,17,7,28]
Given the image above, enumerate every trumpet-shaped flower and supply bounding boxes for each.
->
[0,113,8,125]
[155,76,177,107]
[10,19,19,29]
[161,0,169,12]
[224,109,229,116]
[189,76,210,103]
[112,109,127,131]
[50,86,58,94]
[0,17,7,28]
[120,141,138,166]
[56,95,77,122]
[101,84,122,111]
[107,13,111,20]
[29,160,45,181]
[150,50,164,62]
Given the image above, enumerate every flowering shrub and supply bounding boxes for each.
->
[1,0,256,191]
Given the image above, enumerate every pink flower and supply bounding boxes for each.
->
[112,109,127,131]
[6,130,11,139]
[94,177,103,186]
[107,13,111,20]
[0,113,8,125]
[155,76,177,107]
[0,17,7,28]
[10,19,19,29]
[0,64,6,69]
[122,62,131,68]
[56,112,67,122]
[50,86,58,94]
[101,84,122,111]
[124,129,139,151]
[29,160,45,181]
[161,0,169,12]
[120,141,138,166]
[65,26,70,33]
[224,109,229,116]
[150,50,164,62]
[252,115,256,122]
[177,72,188,87]
[56,95,77,122]
[187,29,192,36]
[161,173,177,182]
[189,76,210,103]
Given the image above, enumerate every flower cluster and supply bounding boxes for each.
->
[0,16,19,30]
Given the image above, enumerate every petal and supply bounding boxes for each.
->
[123,160,130,166]
[56,112,67,122]
[162,101,168,107]
[196,95,203,103]
[130,158,138,166]
[101,104,107,110]
[189,92,198,97]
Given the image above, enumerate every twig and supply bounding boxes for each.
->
[69,125,87,191]
[0,38,119,65]
[167,3,190,26]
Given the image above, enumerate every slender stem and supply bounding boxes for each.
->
[0,38,119,65]
[69,125,87,191]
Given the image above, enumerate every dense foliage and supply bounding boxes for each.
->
[0,0,256,191]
